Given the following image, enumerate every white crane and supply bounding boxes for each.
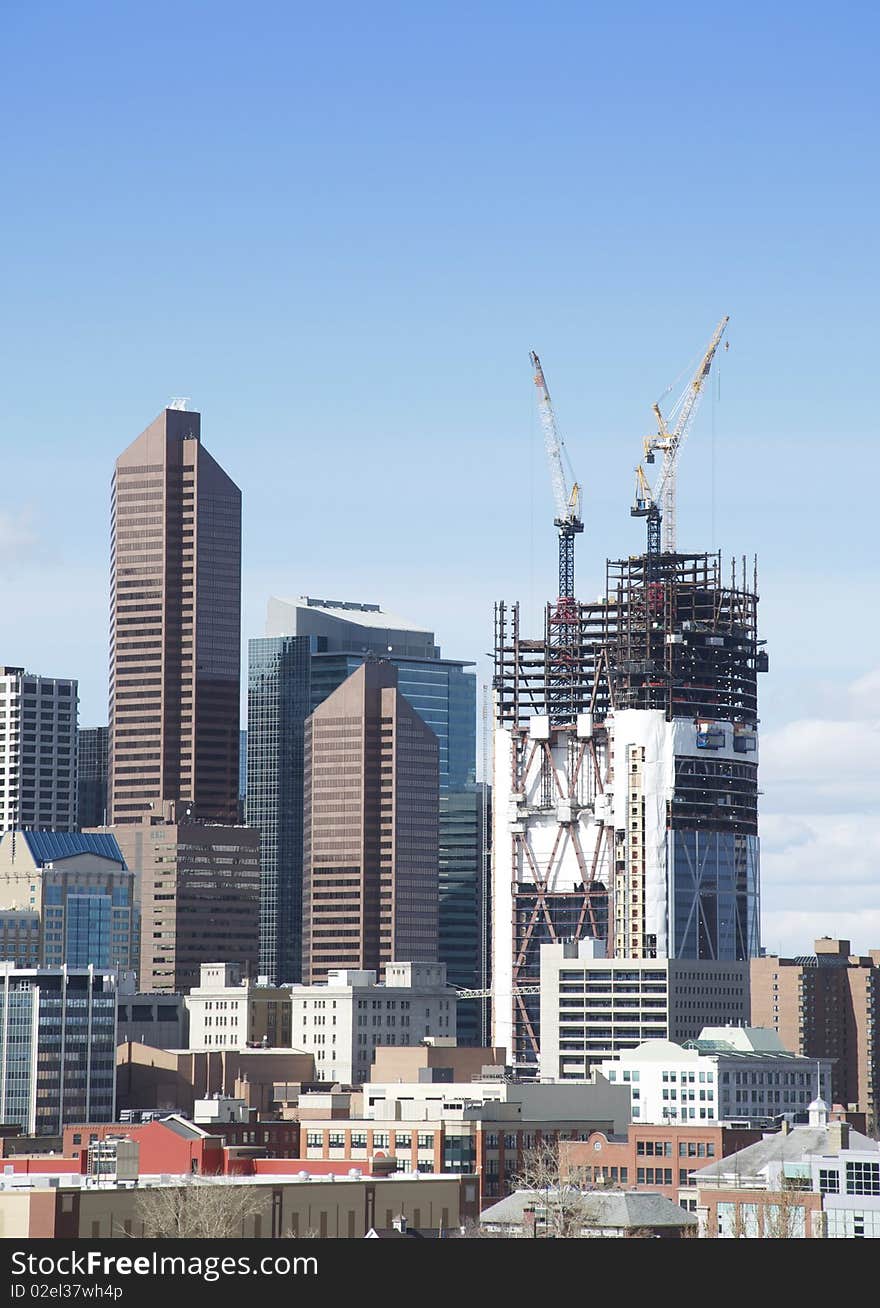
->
[529,351,583,598]
[635,316,729,553]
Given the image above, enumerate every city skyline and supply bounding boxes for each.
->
[1,3,878,962]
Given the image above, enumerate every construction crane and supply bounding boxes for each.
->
[530,351,583,598]
[454,986,540,999]
[631,316,729,554]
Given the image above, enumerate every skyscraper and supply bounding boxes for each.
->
[77,726,109,829]
[0,667,77,833]
[493,550,765,1072]
[108,406,241,825]
[246,637,311,983]
[302,661,439,983]
[263,597,483,1018]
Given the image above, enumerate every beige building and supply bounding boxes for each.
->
[186,962,291,1049]
[0,1171,478,1239]
[95,804,260,993]
[0,830,136,971]
[751,938,880,1126]
[302,662,439,983]
[116,1042,315,1117]
[289,963,456,1083]
[370,1042,507,1084]
[109,406,241,826]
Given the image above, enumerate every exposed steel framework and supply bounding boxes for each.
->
[493,548,765,1072]
[603,551,764,723]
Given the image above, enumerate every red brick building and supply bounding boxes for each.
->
[61,1116,300,1176]
[561,1123,763,1205]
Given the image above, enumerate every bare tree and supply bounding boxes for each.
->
[132,1179,263,1239]
[762,1180,805,1239]
[510,1139,595,1238]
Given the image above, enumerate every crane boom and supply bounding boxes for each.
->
[530,350,570,522]
[530,351,583,598]
[637,316,729,554]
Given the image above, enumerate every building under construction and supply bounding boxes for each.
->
[492,550,766,1073]
[492,324,767,1074]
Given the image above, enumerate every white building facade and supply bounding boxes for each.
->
[598,1028,832,1126]
[289,962,457,1084]
[0,668,77,832]
[539,939,750,1080]
[186,963,291,1050]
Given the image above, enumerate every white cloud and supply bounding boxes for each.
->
[849,668,880,716]
[757,668,880,954]
[761,910,880,960]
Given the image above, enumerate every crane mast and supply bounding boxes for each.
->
[530,351,583,598]
[632,316,729,555]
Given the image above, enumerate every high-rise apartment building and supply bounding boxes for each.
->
[751,938,880,1127]
[0,668,77,833]
[246,637,311,984]
[0,963,117,1133]
[539,939,750,1081]
[76,726,109,829]
[264,598,481,1009]
[0,830,136,972]
[302,661,439,983]
[109,406,241,825]
[104,804,260,993]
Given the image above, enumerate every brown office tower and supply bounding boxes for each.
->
[109,406,241,825]
[751,938,880,1128]
[106,803,260,992]
[302,661,439,983]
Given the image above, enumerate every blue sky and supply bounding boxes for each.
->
[2,2,878,952]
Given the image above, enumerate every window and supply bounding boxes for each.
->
[818,1168,839,1195]
[845,1162,880,1196]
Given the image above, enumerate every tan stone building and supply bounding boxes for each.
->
[751,938,880,1126]
[302,661,439,983]
[0,1171,478,1239]
[116,1042,316,1116]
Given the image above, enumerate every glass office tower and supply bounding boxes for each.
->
[263,598,482,1033]
[246,637,311,983]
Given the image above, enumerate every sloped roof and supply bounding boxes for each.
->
[692,1126,880,1181]
[157,1115,216,1141]
[22,831,126,868]
[273,597,430,635]
[479,1188,696,1230]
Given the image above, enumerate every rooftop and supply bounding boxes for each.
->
[270,596,432,636]
[19,831,126,868]
[480,1188,697,1230]
[691,1125,880,1182]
